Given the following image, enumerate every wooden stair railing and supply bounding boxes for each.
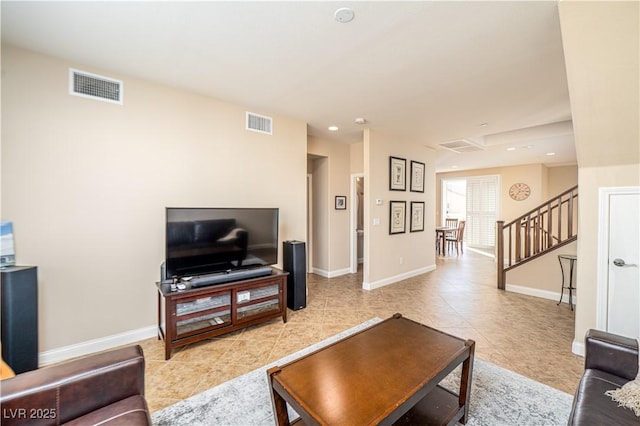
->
[496,185,578,289]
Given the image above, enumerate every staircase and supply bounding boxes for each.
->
[496,185,578,289]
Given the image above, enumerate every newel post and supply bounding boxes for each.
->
[496,220,505,290]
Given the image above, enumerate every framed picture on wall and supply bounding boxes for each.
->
[389,201,406,234]
[410,201,425,232]
[335,195,347,210]
[389,156,406,191]
[410,161,425,193]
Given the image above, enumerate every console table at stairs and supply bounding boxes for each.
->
[156,268,288,360]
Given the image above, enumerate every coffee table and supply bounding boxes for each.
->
[267,313,475,426]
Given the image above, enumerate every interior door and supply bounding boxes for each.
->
[606,190,640,338]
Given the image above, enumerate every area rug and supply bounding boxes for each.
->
[152,318,574,426]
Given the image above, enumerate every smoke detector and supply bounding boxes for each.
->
[335,7,355,23]
[355,117,366,125]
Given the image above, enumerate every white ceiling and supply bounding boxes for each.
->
[1,1,577,172]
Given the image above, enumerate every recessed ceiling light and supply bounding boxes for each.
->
[479,123,488,127]
[451,165,459,169]
[546,152,556,156]
[328,126,339,131]
[506,147,516,151]
[334,7,355,23]
[526,145,534,149]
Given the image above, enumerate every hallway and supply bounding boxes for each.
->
[141,250,583,412]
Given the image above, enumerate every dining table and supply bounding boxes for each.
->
[435,226,458,255]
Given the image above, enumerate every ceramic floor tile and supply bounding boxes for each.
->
[138,250,583,413]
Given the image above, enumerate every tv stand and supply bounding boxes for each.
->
[190,266,273,288]
[156,268,288,360]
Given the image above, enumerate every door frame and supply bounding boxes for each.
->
[350,173,364,273]
[596,185,640,330]
[306,173,313,273]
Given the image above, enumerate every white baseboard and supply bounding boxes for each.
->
[363,265,436,291]
[310,267,351,278]
[39,325,157,367]
[572,339,585,357]
[506,283,577,306]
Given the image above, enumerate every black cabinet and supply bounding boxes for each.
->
[1,266,38,373]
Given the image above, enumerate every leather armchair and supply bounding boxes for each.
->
[0,345,151,425]
[568,329,639,425]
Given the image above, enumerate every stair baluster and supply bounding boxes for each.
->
[497,185,578,290]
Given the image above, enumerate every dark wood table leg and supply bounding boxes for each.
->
[459,340,476,424]
[267,367,290,426]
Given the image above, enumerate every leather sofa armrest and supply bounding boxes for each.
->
[0,345,146,425]
[584,329,638,381]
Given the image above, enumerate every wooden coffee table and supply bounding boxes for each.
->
[267,313,475,426]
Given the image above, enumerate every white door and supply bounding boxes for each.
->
[600,188,640,338]
[607,191,640,337]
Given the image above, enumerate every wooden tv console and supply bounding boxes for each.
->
[156,268,288,360]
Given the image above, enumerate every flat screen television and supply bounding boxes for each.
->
[165,207,279,280]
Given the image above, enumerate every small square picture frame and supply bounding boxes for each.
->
[335,195,347,210]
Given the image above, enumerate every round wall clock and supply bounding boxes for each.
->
[509,182,531,201]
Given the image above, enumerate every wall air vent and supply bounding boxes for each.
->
[438,139,484,153]
[69,68,123,105]
[246,112,273,135]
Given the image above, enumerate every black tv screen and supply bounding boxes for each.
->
[165,207,279,279]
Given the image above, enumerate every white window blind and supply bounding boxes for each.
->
[465,176,499,248]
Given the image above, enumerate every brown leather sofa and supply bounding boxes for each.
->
[0,345,151,425]
[568,329,639,425]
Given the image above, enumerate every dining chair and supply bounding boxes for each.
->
[444,218,458,240]
[447,220,466,254]
[444,218,458,228]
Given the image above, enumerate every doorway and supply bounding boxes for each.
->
[306,173,313,273]
[441,175,500,255]
[597,186,640,338]
[350,174,364,273]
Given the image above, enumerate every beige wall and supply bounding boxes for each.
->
[548,166,578,198]
[1,46,308,353]
[507,240,577,296]
[350,142,364,174]
[364,129,437,288]
[558,1,640,350]
[560,2,639,169]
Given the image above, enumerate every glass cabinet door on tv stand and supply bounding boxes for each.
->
[156,269,288,360]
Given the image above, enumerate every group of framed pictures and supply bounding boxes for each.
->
[389,156,425,234]
[390,200,424,234]
[389,156,424,193]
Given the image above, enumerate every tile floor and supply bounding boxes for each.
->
[139,249,584,413]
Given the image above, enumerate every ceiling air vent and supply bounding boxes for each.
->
[69,68,123,105]
[439,139,484,153]
[246,112,273,135]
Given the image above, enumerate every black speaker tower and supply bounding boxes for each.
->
[1,265,39,373]
[283,241,306,310]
